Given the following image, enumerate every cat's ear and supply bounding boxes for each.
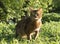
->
[29,7,33,11]
[37,8,43,15]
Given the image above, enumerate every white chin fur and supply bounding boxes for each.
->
[35,18,38,19]
[36,18,41,22]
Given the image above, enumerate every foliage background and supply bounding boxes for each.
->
[0,0,60,44]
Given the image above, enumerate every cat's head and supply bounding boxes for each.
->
[30,7,43,20]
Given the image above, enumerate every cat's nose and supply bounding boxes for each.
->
[34,14,37,17]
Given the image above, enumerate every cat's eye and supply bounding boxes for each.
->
[35,13,39,16]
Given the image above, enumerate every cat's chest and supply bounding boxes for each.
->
[25,18,41,29]
[25,19,41,33]
[33,19,41,28]
[29,20,41,29]
[30,21,41,31]
[34,27,40,31]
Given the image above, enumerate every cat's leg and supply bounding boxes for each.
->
[34,31,39,40]
[27,34,32,40]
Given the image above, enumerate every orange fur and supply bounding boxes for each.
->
[15,8,43,40]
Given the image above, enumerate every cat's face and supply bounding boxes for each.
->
[30,8,42,20]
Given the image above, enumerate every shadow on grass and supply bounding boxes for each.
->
[42,14,60,23]
[0,33,16,41]
[0,32,26,42]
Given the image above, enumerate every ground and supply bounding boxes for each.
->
[0,13,60,44]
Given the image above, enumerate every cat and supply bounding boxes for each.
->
[15,7,43,40]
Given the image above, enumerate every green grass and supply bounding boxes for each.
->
[0,13,60,44]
